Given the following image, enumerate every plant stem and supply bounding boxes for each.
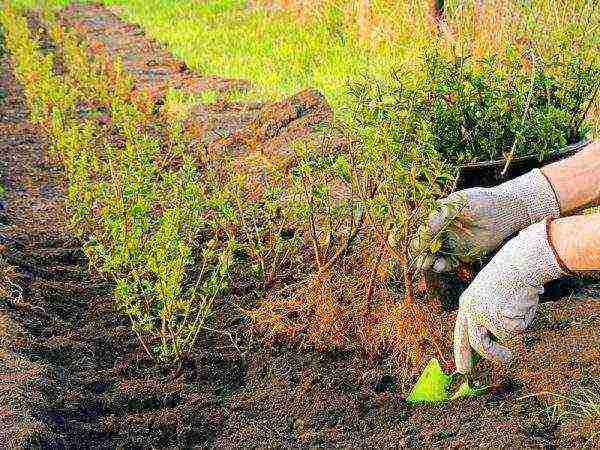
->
[317,212,364,276]
[403,246,416,305]
[574,81,600,139]
[501,51,537,176]
[364,236,387,311]
[301,176,322,270]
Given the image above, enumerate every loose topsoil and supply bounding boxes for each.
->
[1,4,600,448]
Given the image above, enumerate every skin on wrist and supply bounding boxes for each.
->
[541,141,600,215]
[548,213,600,273]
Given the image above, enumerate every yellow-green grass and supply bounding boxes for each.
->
[100,0,412,113]
[8,0,405,113]
[7,0,600,130]
[7,0,74,9]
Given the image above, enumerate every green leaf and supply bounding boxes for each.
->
[449,380,488,401]
[429,239,442,253]
[407,358,452,403]
[311,183,328,199]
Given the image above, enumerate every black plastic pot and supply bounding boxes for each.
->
[453,139,590,191]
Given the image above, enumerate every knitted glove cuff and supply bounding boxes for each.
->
[496,169,561,232]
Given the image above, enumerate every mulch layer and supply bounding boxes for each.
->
[1,3,599,448]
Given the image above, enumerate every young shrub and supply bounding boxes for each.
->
[277,137,366,349]
[74,85,235,362]
[194,134,302,289]
[247,88,455,374]
[246,132,366,350]
[111,147,235,362]
[435,0,600,164]
[0,8,76,135]
[420,47,599,165]
[346,71,455,374]
[3,7,236,364]
[244,66,460,376]
[285,139,362,278]
[222,162,303,286]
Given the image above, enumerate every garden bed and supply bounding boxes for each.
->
[1,3,600,448]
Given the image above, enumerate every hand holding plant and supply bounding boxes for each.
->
[413,168,561,273]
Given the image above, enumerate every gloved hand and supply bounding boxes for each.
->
[414,169,561,272]
[453,220,568,373]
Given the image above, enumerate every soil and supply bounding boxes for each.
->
[1,3,600,448]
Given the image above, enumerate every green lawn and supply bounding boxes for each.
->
[98,0,408,113]
[12,0,408,113]
[6,0,600,133]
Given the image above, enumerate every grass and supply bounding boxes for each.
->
[8,0,600,131]
[97,0,408,112]
[530,378,600,444]
[7,0,74,9]
[566,382,600,420]
[160,88,219,121]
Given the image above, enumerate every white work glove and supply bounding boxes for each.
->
[453,220,568,373]
[415,169,560,272]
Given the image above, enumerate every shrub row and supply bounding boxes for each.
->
[0,7,236,363]
[2,5,458,374]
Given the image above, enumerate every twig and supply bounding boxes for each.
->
[317,207,365,276]
[132,326,156,362]
[516,391,566,402]
[301,176,323,270]
[574,81,600,137]
[364,236,387,311]
[201,325,242,354]
[501,51,537,177]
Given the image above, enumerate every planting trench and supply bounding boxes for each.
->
[1,3,600,447]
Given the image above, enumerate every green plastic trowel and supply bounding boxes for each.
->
[407,358,487,404]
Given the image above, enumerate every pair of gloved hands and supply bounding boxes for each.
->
[414,169,569,373]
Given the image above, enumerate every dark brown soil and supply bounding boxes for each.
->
[1,4,600,448]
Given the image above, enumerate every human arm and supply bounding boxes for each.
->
[541,140,600,215]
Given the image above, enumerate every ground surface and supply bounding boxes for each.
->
[1,4,600,448]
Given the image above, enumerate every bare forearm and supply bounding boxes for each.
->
[549,213,600,272]
[541,141,600,215]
